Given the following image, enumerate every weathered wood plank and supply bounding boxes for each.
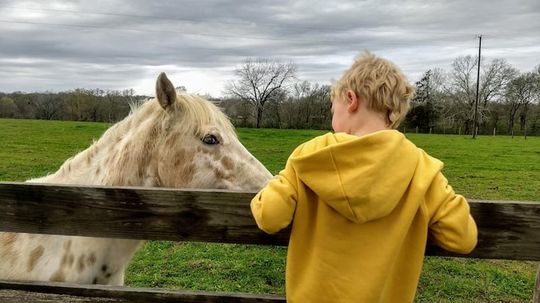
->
[0,182,539,260]
[534,263,540,303]
[0,280,286,303]
[0,182,287,245]
[0,289,116,303]
[426,199,540,261]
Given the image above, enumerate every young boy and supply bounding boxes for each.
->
[250,51,478,302]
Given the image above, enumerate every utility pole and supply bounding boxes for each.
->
[473,35,482,139]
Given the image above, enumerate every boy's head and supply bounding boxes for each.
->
[331,51,415,130]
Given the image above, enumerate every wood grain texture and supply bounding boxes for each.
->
[0,280,286,303]
[0,182,539,260]
[534,263,540,303]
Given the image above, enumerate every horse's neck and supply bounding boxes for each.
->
[32,109,159,186]
[18,110,158,283]
[32,143,107,184]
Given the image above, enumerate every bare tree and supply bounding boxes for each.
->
[264,88,288,128]
[64,89,91,121]
[447,56,477,134]
[505,72,538,138]
[33,93,64,120]
[226,58,297,128]
[300,82,330,128]
[447,56,518,134]
[0,97,17,118]
[529,101,540,136]
[275,81,331,129]
[480,59,518,107]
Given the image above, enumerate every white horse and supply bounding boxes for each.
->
[0,72,272,285]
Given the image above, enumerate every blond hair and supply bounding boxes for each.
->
[331,51,415,129]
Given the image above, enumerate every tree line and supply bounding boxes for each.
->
[223,56,540,137]
[1,56,539,136]
[403,57,540,137]
[0,89,146,123]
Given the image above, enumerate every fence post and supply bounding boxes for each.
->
[534,263,540,303]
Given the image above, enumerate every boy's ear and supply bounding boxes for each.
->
[346,90,359,113]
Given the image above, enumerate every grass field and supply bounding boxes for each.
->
[0,118,538,302]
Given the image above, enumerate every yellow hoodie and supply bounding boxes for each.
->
[251,130,477,303]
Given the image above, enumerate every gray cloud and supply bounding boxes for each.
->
[0,0,539,96]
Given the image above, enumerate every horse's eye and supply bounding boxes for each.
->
[202,134,220,145]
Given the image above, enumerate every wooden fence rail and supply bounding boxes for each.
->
[0,182,538,302]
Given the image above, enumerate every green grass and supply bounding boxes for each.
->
[0,118,538,302]
[0,119,110,181]
[407,134,540,201]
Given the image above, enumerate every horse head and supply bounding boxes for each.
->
[148,72,272,191]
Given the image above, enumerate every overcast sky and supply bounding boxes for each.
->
[1,0,539,97]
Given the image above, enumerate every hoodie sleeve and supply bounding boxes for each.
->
[425,172,478,254]
[250,159,298,234]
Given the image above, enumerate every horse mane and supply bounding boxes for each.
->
[173,92,236,137]
[37,92,235,185]
[127,92,235,137]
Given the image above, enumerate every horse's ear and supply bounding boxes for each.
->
[156,72,177,110]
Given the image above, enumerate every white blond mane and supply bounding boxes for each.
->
[39,93,235,187]
[129,93,235,136]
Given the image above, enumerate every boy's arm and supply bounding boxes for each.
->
[250,160,298,234]
[425,172,478,254]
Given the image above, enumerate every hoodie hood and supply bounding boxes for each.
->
[290,130,421,223]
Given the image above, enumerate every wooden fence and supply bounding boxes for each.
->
[0,182,538,302]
